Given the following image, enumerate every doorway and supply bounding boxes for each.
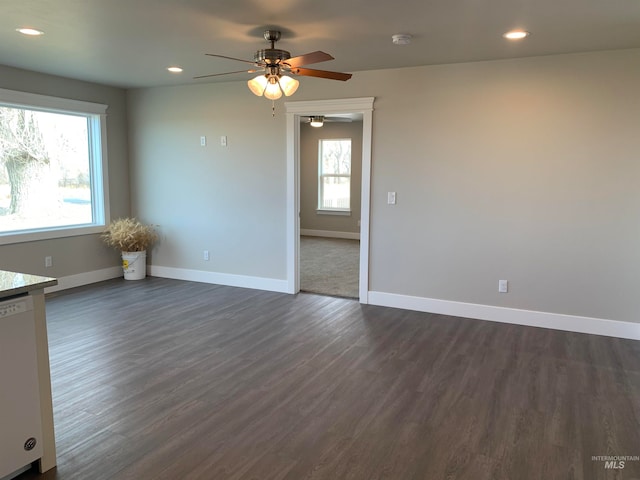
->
[285,97,374,303]
[299,120,362,298]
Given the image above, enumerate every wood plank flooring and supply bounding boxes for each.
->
[15,277,640,480]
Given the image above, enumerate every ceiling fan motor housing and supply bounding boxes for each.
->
[255,30,291,65]
[254,48,291,65]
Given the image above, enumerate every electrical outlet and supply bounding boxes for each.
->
[498,280,508,293]
[45,256,53,268]
[200,136,206,146]
[203,250,210,261]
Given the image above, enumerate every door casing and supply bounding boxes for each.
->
[285,97,375,302]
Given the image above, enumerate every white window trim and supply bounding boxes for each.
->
[316,209,351,216]
[0,88,110,246]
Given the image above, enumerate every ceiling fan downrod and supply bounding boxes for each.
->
[264,30,281,48]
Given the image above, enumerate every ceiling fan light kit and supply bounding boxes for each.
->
[247,67,300,100]
[247,74,268,96]
[303,115,352,127]
[310,116,324,127]
[277,75,299,96]
[198,29,352,103]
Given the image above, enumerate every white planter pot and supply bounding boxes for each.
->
[121,250,147,280]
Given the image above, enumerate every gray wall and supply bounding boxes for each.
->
[363,50,640,323]
[127,83,287,279]
[128,48,640,323]
[0,65,130,277]
[300,121,363,234]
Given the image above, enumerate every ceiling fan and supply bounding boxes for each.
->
[303,115,352,127]
[194,30,352,100]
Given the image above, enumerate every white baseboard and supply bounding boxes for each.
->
[44,266,122,294]
[300,229,360,240]
[368,291,640,341]
[44,267,638,341]
[41,264,288,296]
[149,265,289,293]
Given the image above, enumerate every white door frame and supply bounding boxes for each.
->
[285,97,375,303]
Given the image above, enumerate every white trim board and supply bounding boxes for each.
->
[285,97,374,303]
[368,291,640,341]
[300,229,360,240]
[0,87,108,115]
[149,265,289,293]
[285,97,375,114]
[43,265,288,296]
[44,266,122,294]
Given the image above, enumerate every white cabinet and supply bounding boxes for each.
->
[0,296,44,479]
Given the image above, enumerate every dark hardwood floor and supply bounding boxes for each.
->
[15,277,640,480]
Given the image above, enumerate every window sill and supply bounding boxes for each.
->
[0,224,106,246]
[316,209,351,216]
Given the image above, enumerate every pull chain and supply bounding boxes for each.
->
[272,100,275,117]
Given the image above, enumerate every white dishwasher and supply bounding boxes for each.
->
[0,295,44,479]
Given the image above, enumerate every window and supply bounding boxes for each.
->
[0,88,108,245]
[318,138,351,213]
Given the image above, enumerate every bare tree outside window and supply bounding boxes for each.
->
[0,105,93,233]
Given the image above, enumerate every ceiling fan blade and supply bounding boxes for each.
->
[205,53,257,65]
[325,117,352,122]
[284,51,334,68]
[303,116,352,123]
[291,68,352,81]
[193,69,256,79]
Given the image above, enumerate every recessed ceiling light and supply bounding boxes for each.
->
[503,30,530,40]
[167,66,183,73]
[16,28,44,36]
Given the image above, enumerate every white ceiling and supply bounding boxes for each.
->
[1,0,639,89]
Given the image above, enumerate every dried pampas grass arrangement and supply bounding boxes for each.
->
[102,218,158,252]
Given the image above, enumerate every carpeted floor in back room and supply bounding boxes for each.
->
[300,236,359,298]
